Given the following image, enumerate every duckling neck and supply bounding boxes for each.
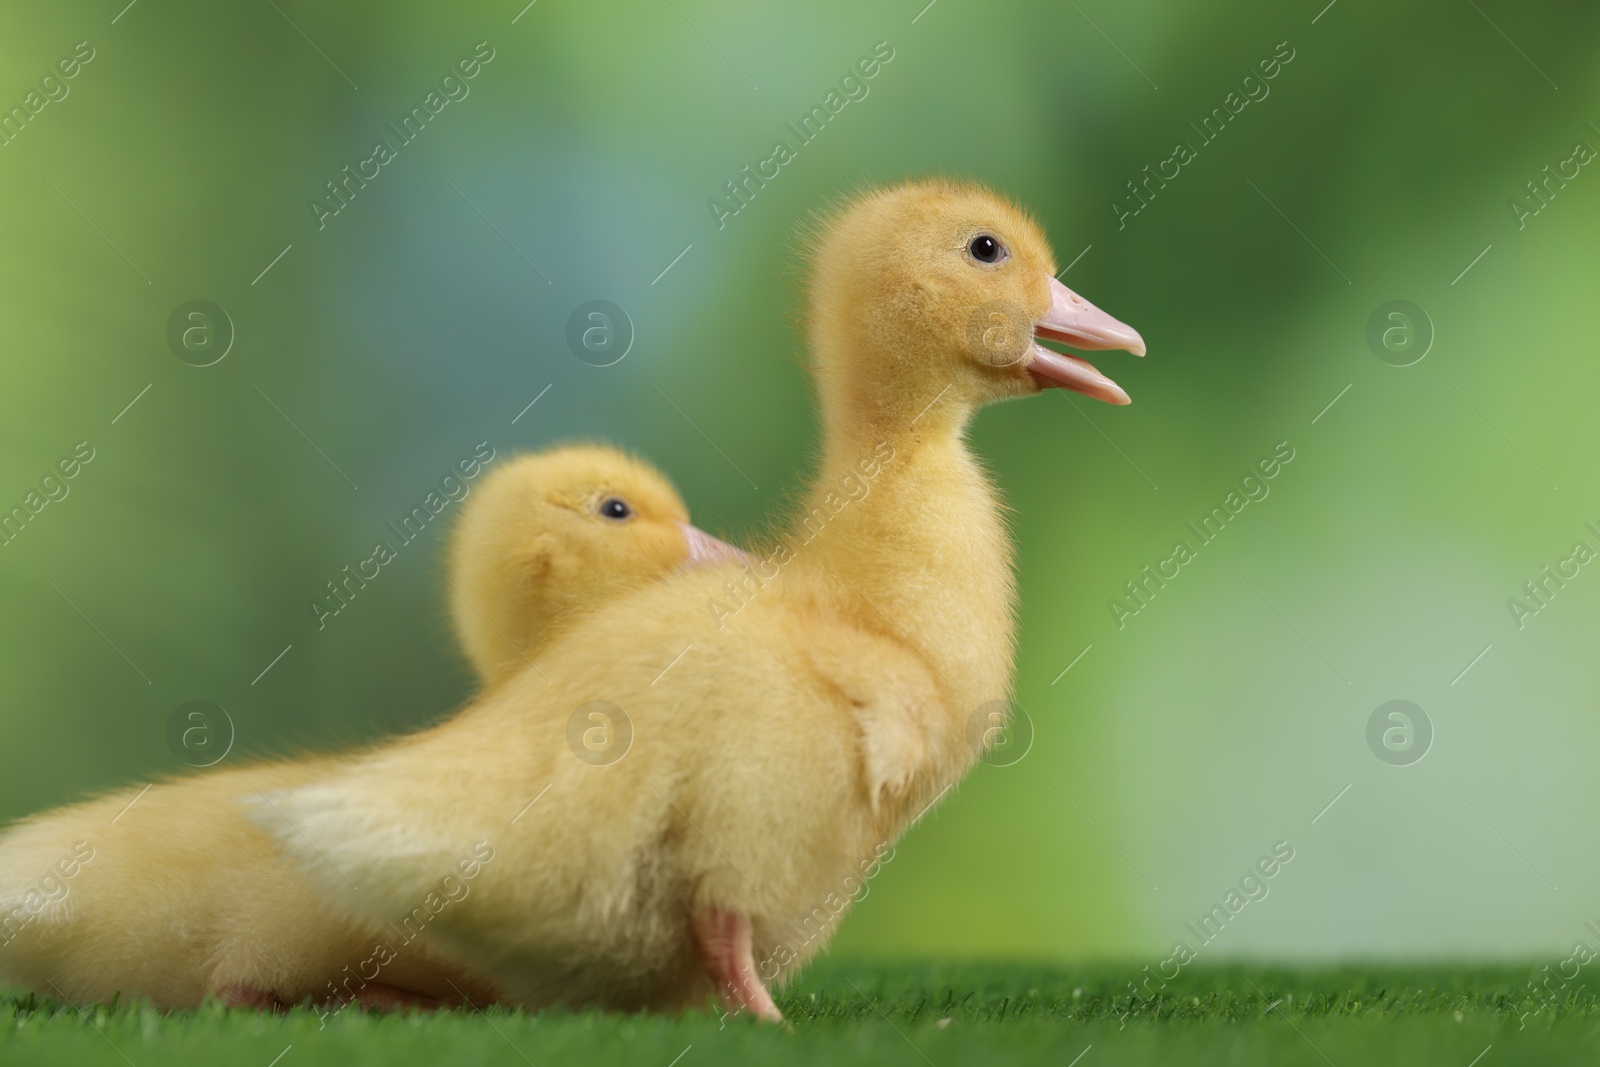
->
[795,404,1018,716]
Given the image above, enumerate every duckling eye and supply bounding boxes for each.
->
[598,497,633,521]
[968,234,1006,265]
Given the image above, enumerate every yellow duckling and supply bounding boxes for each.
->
[448,443,745,687]
[247,179,1146,1022]
[0,756,500,1012]
[0,444,742,1011]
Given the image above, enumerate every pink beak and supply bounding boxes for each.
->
[679,523,751,569]
[1027,275,1146,406]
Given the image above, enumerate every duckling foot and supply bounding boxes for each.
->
[693,908,783,1023]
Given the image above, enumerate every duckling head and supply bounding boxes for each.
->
[805,179,1146,429]
[447,444,743,683]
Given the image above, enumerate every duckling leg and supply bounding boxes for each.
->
[692,908,783,1022]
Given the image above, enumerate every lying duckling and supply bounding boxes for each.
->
[0,755,502,1011]
[448,443,744,686]
[250,180,1145,1021]
[0,444,742,1010]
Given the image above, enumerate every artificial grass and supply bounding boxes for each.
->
[4,959,1595,1066]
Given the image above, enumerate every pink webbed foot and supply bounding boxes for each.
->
[693,908,783,1023]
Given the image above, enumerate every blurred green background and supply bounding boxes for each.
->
[1,0,1597,966]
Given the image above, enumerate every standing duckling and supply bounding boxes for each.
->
[249,179,1146,1022]
[0,444,741,1010]
[448,443,745,686]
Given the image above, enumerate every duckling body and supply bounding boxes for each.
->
[0,445,737,1009]
[252,180,1147,1020]
[256,567,951,1015]
[0,758,499,1010]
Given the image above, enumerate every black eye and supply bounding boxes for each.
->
[598,497,632,521]
[968,234,1004,264]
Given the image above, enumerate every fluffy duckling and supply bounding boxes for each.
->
[448,444,746,685]
[0,444,744,1011]
[248,179,1145,1022]
[0,757,502,1012]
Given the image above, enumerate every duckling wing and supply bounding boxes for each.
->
[238,751,494,927]
[796,622,954,817]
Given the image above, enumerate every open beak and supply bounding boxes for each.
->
[679,523,752,569]
[1027,275,1146,406]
